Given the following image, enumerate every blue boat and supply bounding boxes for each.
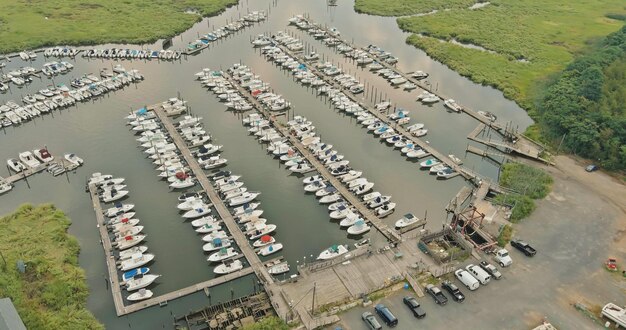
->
[122,267,150,282]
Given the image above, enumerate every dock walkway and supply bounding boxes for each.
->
[221,72,401,243]
[150,104,292,320]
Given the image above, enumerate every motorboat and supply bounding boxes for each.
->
[368,195,391,209]
[420,158,441,168]
[118,246,148,260]
[319,193,342,204]
[257,243,283,256]
[316,186,337,198]
[207,247,239,262]
[213,175,241,187]
[115,235,146,250]
[375,202,396,217]
[248,224,277,240]
[118,254,155,271]
[203,238,232,252]
[267,262,290,275]
[169,178,196,189]
[362,191,381,202]
[64,153,84,166]
[7,158,26,172]
[214,259,244,275]
[317,244,349,260]
[339,213,361,227]
[229,192,260,207]
[429,164,447,174]
[444,99,463,112]
[289,162,312,173]
[88,172,113,185]
[395,213,420,228]
[232,202,260,216]
[237,210,264,223]
[177,197,206,211]
[304,181,328,193]
[437,167,456,179]
[126,274,161,291]
[109,219,141,233]
[100,189,129,203]
[202,230,229,243]
[351,182,374,195]
[190,216,218,227]
[182,205,212,219]
[18,151,41,168]
[339,170,362,183]
[223,187,248,200]
[127,289,153,301]
[195,223,222,234]
[218,181,244,193]
[105,203,135,217]
[448,154,463,165]
[107,212,136,225]
[303,174,323,185]
[347,220,370,235]
[252,235,275,248]
[329,205,353,220]
[0,181,13,195]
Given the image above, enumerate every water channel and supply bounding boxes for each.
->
[0,0,532,328]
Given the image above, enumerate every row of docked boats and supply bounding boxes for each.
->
[96,189,160,302]
[18,51,37,61]
[0,67,143,128]
[44,46,80,58]
[42,61,74,76]
[1,66,38,89]
[186,11,267,55]
[82,48,181,61]
[290,15,429,90]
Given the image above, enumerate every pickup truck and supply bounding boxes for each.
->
[493,248,512,267]
[479,261,502,280]
[441,281,465,302]
[425,284,448,305]
[511,239,537,257]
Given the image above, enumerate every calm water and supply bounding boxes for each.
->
[0,0,532,328]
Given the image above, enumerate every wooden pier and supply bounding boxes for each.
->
[266,41,470,182]
[149,104,293,322]
[5,153,75,185]
[88,183,256,316]
[298,20,551,165]
[221,71,402,243]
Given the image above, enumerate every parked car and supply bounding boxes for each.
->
[479,261,502,280]
[454,269,480,291]
[585,164,599,172]
[466,264,491,285]
[374,303,398,327]
[402,296,426,318]
[362,312,382,330]
[494,248,513,267]
[425,284,448,305]
[441,281,465,302]
[511,239,537,257]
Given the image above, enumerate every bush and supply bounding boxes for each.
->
[498,163,553,199]
[242,316,290,330]
[497,225,513,247]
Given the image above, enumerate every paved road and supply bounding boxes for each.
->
[331,157,626,329]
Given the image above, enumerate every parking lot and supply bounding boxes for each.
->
[329,156,626,329]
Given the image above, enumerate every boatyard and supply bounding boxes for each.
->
[2,0,624,329]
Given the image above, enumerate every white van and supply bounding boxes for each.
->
[454,269,480,291]
[466,264,491,285]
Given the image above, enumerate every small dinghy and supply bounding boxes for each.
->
[347,220,370,235]
[317,244,349,260]
[127,288,153,301]
[207,247,239,262]
[214,259,244,275]
[122,267,150,282]
[126,274,161,291]
[257,243,283,256]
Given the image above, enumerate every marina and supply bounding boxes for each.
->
[0,0,547,329]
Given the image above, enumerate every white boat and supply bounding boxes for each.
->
[214,259,244,274]
[203,237,232,252]
[448,154,463,165]
[219,181,244,193]
[229,192,260,206]
[376,202,396,217]
[330,205,353,220]
[347,220,370,235]
[237,210,264,223]
[7,158,26,172]
[18,151,41,168]
[319,193,342,204]
[110,220,141,234]
[303,175,323,185]
[430,164,447,173]
[339,213,360,227]
[0,181,13,195]
[289,163,312,173]
[248,224,277,240]
[177,198,207,211]
[118,246,148,260]
[351,182,374,195]
[202,230,228,242]
[317,244,349,260]
[115,235,146,250]
[127,289,153,301]
[170,178,196,189]
[368,195,391,208]
[213,175,241,187]
[444,99,463,112]
[437,167,456,179]
[118,253,155,271]
[207,247,239,262]
[420,158,441,168]
[105,203,135,217]
[232,202,261,216]
[190,216,218,227]
[114,225,144,238]
[395,213,420,228]
[257,243,283,256]
[63,153,83,166]
[100,189,129,203]
[268,262,290,275]
[252,235,275,247]
[107,212,136,225]
[362,191,381,202]
[88,173,113,185]
[195,223,222,234]
[182,205,212,218]
[126,274,161,291]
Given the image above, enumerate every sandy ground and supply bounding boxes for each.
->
[329,155,626,329]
